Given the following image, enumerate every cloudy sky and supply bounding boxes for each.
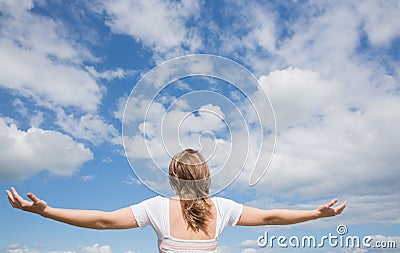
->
[1,0,399,252]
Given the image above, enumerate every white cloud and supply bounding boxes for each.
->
[0,0,124,148]
[98,0,202,60]
[80,244,112,253]
[80,175,96,182]
[0,0,95,64]
[48,251,77,253]
[165,103,226,134]
[0,38,102,111]
[1,243,39,253]
[0,243,115,253]
[0,117,93,181]
[93,0,400,229]
[0,1,102,112]
[55,110,119,146]
[85,66,137,81]
[123,175,141,186]
[240,249,256,253]
[238,240,258,248]
[121,91,245,195]
[260,68,335,129]
[356,0,400,47]
[341,249,368,253]
[338,194,400,227]
[241,4,276,53]
[217,246,231,253]
[216,246,231,253]
[12,99,28,116]
[278,1,362,80]
[123,100,230,164]
[28,111,44,128]
[102,157,113,163]
[206,1,400,228]
[248,68,400,199]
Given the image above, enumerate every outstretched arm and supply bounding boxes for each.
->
[237,199,346,226]
[6,187,138,230]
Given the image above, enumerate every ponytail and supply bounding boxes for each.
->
[169,149,212,235]
[180,198,212,235]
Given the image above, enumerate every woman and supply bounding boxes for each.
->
[6,149,346,252]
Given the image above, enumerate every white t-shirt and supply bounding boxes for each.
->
[131,196,243,240]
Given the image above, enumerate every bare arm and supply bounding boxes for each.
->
[237,199,347,226]
[6,187,138,230]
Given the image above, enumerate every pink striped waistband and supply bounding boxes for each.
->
[158,237,218,253]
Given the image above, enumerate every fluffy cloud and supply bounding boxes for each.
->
[55,110,119,146]
[240,249,257,253]
[80,244,112,253]
[260,68,335,129]
[216,246,231,253]
[231,1,276,53]
[0,0,124,147]
[0,0,102,111]
[0,243,39,253]
[0,117,93,181]
[105,1,400,230]
[85,66,137,81]
[48,252,76,253]
[123,99,230,163]
[356,0,400,47]
[0,243,114,253]
[251,67,400,198]
[278,2,362,79]
[208,65,397,230]
[97,0,202,60]
[121,92,242,195]
[206,1,400,227]
[0,38,102,111]
[238,240,258,248]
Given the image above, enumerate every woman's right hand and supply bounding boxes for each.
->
[6,187,138,229]
[6,187,49,216]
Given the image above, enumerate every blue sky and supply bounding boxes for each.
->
[1,0,400,252]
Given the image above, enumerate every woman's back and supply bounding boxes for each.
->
[169,197,216,240]
[130,195,243,252]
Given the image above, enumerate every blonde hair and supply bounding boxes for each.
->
[169,149,212,235]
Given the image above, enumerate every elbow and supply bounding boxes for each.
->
[262,217,278,226]
[96,213,113,230]
[262,210,284,225]
[96,221,109,230]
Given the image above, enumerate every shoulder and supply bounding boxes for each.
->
[211,196,243,215]
[131,195,167,209]
[143,195,166,203]
[130,195,168,228]
[211,196,242,207]
[211,197,243,228]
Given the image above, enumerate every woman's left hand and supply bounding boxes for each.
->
[316,199,347,218]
